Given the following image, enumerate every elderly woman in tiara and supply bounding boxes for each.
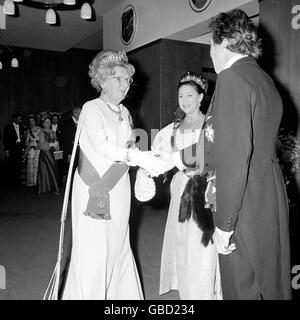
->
[152,71,222,300]
[60,50,167,300]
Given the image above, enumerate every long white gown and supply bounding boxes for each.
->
[62,98,143,300]
[152,123,222,300]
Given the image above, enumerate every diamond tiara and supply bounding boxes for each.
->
[179,72,208,92]
[99,50,128,65]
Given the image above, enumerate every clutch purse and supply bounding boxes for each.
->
[54,150,63,160]
[134,168,156,202]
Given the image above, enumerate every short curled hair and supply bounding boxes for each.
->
[88,50,135,93]
[209,9,262,59]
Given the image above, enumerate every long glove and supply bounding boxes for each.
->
[128,149,167,177]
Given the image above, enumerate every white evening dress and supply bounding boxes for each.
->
[62,98,143,300]
[152,123,222,300]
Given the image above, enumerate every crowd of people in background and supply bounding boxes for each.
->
[2,107,82,195]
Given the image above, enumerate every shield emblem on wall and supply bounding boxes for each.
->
[189,0,212,12]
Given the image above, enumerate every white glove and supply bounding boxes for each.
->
[213,227,236,255]
[128,149,167,177]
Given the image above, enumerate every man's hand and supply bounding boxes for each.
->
[213,227,236,255]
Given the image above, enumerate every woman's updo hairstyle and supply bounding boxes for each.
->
[88,50,135,93]
[178,71,208,95]
[173,71,208,126]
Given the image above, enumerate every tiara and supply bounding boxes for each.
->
[179,72,208,92]
[99,50,128,65]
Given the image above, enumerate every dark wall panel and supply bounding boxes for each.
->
[259,0,300,132]
[160,39,214,128]
[127,38,215,151]
[0,47,98,125]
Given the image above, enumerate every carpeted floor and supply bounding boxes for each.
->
[1,179,299,300]
[0,183,179,300]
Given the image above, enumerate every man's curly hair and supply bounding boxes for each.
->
[209,9,262,59]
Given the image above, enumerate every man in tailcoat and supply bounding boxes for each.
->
[178,9,291,299]
[3,113,25,186]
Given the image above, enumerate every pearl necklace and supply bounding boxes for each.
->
[101,99,123,122]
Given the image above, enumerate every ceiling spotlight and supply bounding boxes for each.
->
[11,57,19,67]
[63,0,76,5]
[3,1,93,24]
[0,35,19,69]
[80,2,92,20]
[3,0,15,15]
[45,8,56,24]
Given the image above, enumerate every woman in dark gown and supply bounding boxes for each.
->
[37,116,60,195]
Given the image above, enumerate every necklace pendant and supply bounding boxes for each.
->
[118,115,123,122]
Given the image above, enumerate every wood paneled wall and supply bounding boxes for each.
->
[159,39,215,128]
[0,47,99,126]
[126,38,215,150]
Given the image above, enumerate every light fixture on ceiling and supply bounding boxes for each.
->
[63,0,75,5]
[3,0,15,15]
[0,35,19,69]
[80,1,91,19]
[45,7,56,24]
[2,0,93,25]
[11,56,18,67]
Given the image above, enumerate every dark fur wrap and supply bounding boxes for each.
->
[179,173,215,247]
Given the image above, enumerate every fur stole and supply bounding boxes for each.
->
[179,173,215,247]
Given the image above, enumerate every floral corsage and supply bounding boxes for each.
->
[205,124,214,143]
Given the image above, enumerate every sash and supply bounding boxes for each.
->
[43,102,129,300]
[78,149,128,220]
